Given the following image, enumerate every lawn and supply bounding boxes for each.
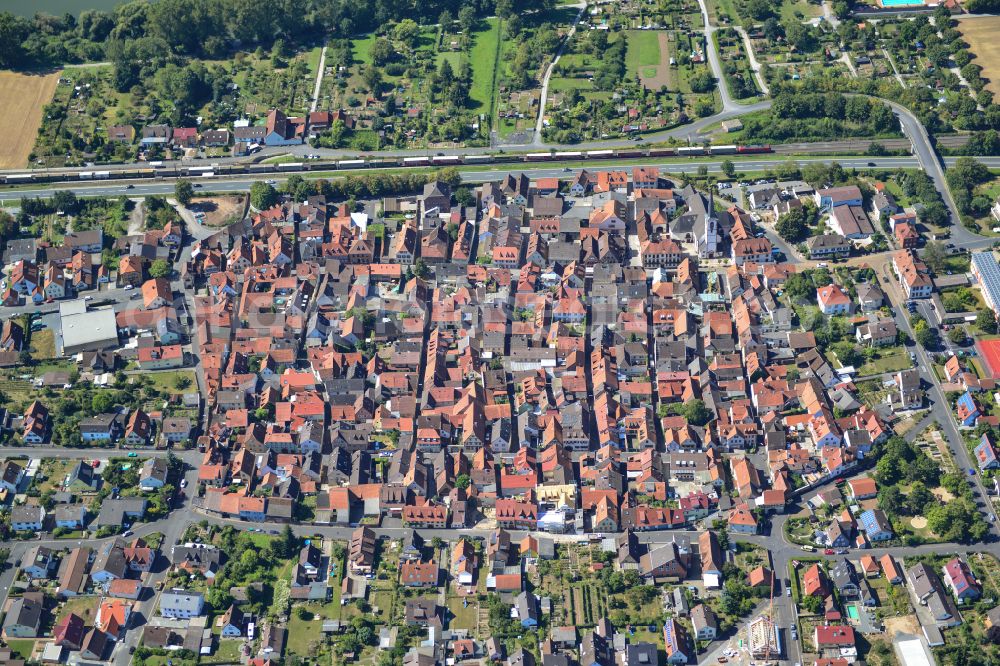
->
[202,638,244,664]
[5,639,35,660]
[447,595,479,631]
[779,0,823,23]
[351,35,377,67]
[470,18,503,113]
[857,346,912,376]
[304,47,323,76]
[55,595,98,624]
[141,369,197,395]
[626,30,662,72]
[286,608,327,657]
[29,329,56,360]
[32,458,74,495]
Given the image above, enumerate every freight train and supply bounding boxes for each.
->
[2,145,771,185]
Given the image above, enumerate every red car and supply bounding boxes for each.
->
[824,549,835,555]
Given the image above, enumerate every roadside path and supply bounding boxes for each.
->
[734,26,770,96]
[533,1,588,146]
[309,46,328,113]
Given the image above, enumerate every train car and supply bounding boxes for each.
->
[677,146,707,156]
[462,154,494,164]
[337,160,366,169]
[402,157,431,167]
[553,151,583,160]
[525,153,555,161]
[276,162,305,171]
[586,150,614,159]
[369,158,401,168]
[187,166,215,174]
[615,150,644,158]
[647,148,676,157]
[431,155,461,165]
[94,171,111,179]
[149,161,166,169]
[711,145,738,155]
[199,171,216,178]
[79,171,94,180]
[736,144,772,154]
[247,164,272,173]
[5,174,33,183]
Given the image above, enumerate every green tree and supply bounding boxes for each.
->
[922,241,948,273]
[91,392,116,414]
[413,258,430,279]
[801,594,822,614]
[370,37,393,66]
[681,399,711,426]
[455,474,470,490]
[250,181,279,211]
[913,318,937,348]
[174,179,194,206]
[149,258,171,279]
[775,205,811,242]
[948,327,969,345]
[52,190,80,214]
[721,160,736,178]
[458,6,477,33]
[977,309,997,334]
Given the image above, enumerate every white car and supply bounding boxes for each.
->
[124,284,134,290]
[180,479,188,488]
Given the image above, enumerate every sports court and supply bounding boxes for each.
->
[976,338,1000,379]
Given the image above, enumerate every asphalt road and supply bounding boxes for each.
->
[2,439,999,666]
[0,156,943,202]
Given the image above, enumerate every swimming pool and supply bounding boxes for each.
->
[879,0,924,7]
[846,604,860,620]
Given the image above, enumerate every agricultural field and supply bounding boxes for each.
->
[0,70,60,169]
[959,16,1000,98]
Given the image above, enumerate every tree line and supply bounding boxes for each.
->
[0,0,503,70]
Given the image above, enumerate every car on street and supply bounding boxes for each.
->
[128,452,138,457]
[824,548,835,555]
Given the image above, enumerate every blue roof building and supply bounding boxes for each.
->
[975,433,1000,470]
[956,391,981,428]
[859,509,893,542]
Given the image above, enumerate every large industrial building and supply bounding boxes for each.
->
[59,300,119,356]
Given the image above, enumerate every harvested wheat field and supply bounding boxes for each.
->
[960,16,1000,97]
[0,70,60,169]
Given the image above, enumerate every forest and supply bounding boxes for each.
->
[0,0,524,70]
